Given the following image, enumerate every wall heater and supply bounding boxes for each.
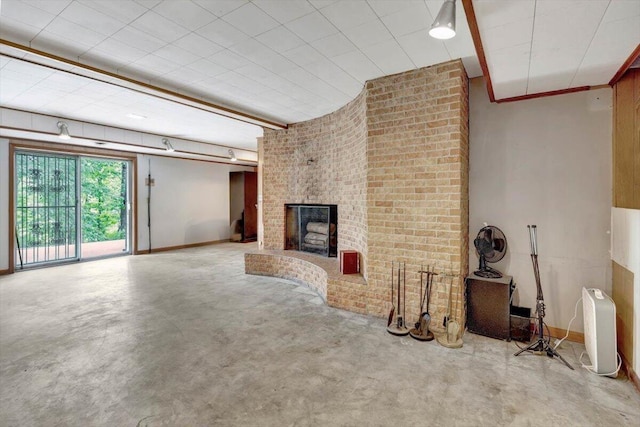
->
[582,287,618,377]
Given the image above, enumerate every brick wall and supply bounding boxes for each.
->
[262,90,368,275]
[366,61,469,329]
[261,60,469,325]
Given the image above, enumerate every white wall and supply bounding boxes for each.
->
[0,134,254,270]
[136,154,252,252]
[469,78,613,333]
[0,139,9,271]
[611,207,640,373]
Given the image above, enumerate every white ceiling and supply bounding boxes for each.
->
[475,0,640,99]
[0,0,638,153]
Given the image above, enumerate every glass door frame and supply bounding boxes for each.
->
[78,156,133,260]
[9,141,138,273]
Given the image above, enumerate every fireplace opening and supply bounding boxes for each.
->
[285,204,337,257]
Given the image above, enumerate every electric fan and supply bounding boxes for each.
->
[473,225,507,278]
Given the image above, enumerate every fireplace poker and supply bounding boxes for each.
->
[387,261,409,336]
[387,261,395,327]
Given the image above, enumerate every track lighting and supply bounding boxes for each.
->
[429,0,456,40]
[228,149,237,162]
[162,138,175,152]
[57,121,71,140]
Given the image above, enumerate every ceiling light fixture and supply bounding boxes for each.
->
[57,121,71,140]
[429,0,456,40]
[127,113,147,120]
[162,138,175,152]
[228,149,237,162]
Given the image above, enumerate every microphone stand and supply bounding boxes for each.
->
[514,225,573,369]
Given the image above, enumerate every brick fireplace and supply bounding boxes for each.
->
[252,60,469,331]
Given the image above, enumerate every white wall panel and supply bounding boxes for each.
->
[470,78,612,333]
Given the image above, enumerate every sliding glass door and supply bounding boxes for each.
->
[15,151,78,266]
[14,150,131,269]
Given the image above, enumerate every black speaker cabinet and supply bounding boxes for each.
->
[465,274,514,341]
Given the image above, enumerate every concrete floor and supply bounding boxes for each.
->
[1,243,638,426]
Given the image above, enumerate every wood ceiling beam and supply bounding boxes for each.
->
[462,0,495,102]
[609,43,640,87]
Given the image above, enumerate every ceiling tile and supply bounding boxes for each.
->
[527,71,576,95]
[192,0,248,17]
[40,72,91,93]
[130,10,190,43]
[22,0,72,15]
[31,30,98,58]
[472,0,535,31]
[478,18,534,53]
[309,0,338,8]
[173,33,225,57]
[0,0,56,28]
[135,0,162,9]
[0,17,42,42]
[342,19,392,50]
[484,43,530,99]
[186,58,228,77]
[492,79,529,101]
[572,14,640,87]
[306,58,362,95]
[254,53,299,75]
[228,38,270,61]
[380,2,430,38]
[59,1,125,36]
[3,59,55,81]
[130,53,182,75]
[111,25,166,53]
[221,2,280,37]
[82,38,147,64]
[253,0,316,24]
[78,0,148,23]
[256,26,306,53]
[330,50,382,81]
[198,18,250,47]
[152,43,200,66]
[152,0,218,30]
[208,49,251,69]
[310,33,357,58]
[281,44,326,66]
[318,0,376,31]
[285,11,338,43]
[161,67,208,85]
[397,29,450,68]
[361,39,415,75]
[532,1,608,51]
[216,71,267,94]
[44,16,107,47]
[368,0,422,17]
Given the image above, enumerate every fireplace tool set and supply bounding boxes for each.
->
[387,261,463,347]
[409,265,437,341]
[387,261,409,336]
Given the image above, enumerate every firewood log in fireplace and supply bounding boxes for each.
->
[303,222,336,251]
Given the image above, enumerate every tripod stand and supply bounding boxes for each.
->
[514,225,574,370]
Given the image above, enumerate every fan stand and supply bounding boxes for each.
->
[474,253,503,278]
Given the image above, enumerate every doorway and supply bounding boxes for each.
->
[14,150,132,268]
